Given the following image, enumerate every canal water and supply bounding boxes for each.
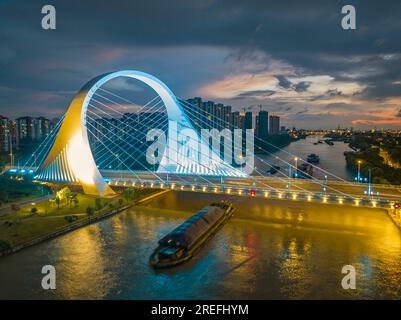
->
[0,137,400,299]
[255,135,353,180]
[0,191,400,300]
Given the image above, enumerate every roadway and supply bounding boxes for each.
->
[102,170,401,202]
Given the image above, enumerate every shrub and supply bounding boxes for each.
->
[86,206,95,215]
[0,239,11,252]
[10,204,20,212]
[31,207,38,214]
[64,215,78,223]
[94,198,102,210]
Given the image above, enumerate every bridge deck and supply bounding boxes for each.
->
[102,171,401,209]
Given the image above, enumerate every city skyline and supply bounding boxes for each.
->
[1,1,401,129]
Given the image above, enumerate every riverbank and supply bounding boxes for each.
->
[0,188,170,258]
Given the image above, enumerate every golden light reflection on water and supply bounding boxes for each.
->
[55,225,119,299]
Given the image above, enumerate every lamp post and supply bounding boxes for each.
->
[357,160,362,183]
[368,168,372,198]
[294,157,298,179]
[239,154,244,174]
[116,153,122,180]
[151,154,156,172]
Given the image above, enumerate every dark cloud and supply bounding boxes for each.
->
[295,107,309,115]
[310,88,344,101]
[327,89,343,97]
[325,103,352,110]
[276,75,292,89]
[275,76,311,93]
[234,89,275,99]
[294,81,311,93]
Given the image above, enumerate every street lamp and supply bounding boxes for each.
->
[294,157,298,178]
[151,154,156,172]
[239,155,244,174]
[115,153,122,179]
[357,160,362,183]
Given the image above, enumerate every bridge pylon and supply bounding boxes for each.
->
[35,74,115,196]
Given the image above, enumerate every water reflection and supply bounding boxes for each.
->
[0,191,400,299]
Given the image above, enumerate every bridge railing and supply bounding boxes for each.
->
[107,178,399,210]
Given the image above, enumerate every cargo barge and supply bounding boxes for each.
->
[150,201,234,269]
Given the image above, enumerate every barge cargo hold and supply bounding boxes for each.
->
[150,201,234,269]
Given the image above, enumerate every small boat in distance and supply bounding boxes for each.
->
[325,140,334,146]
[307,153,320,164]
[150,201,234,269]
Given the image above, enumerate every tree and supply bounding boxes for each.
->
[94,198,102,211]
[55,196,61,209]
[123,188,135,203]
[73,198,79,208]
[86,206,95,223]
[13,218,21,236]
[11,204,20,217]
[118,198,123,207]
[0,239,11,253]
[0,191,8,203]
[0,160,5,172]
[56,187,71,205]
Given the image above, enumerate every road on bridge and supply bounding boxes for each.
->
[102,171,401,201]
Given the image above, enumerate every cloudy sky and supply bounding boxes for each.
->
[1,0,401,129]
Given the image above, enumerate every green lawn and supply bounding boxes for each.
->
[0,177,49,206]
[0,188,157,249]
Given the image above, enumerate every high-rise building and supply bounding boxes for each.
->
[0,115,10,153]
[16,116,52,144]
[16,116,33,142]
[223,105,232,128]
[35,116,52,140]
[244,112,253,130]
[9,120,17,151]
[230,112,244,130]
[257,111,269,140]
[186,97,204,131]
[269,115,280,135]
[185,97,232,131]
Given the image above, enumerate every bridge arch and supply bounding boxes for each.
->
[35,70,246,195]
